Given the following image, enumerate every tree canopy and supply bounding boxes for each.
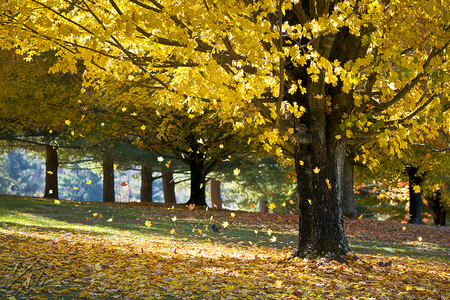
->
[2,0,450,261]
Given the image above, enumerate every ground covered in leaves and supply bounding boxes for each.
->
[0,195,449,299]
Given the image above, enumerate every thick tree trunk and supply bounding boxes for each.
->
[102,157,115,203]
[162,167,176,204]
[185,151,207,206]
[259,197,268,213]
[210,178,223,209]
[423,190,447,226]
[343,155,358,218]
[43,145,59,199]
[405,165,425,225]
[140,165,153,203]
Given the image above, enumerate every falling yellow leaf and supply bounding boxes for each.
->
[47,171,53,175]
[54,200,60,205]
[268,203,276,210]
[198,229,202,234]
[233,168,241,175]
[73,187,79,190]
[222,221,229,228]
[267,229,272,236]
[325,178,332,189]
[250,204,255,208]
[157,156,164,162]
[101,122,105,126]
[358,215,363,219]
[406,285,413,291]
[248,241,253,245]
[413,185,421,193]
[49,130,53,134]
[49,190,53,194]
[165,160,171,168]
[65,120,71,126]
[93,213,98,217]
[131,112,137,116]
[313,167,320,174]
[402,226,406,230]
[307,199,312,205]
[170,229,175,234]
[107,218,113,222]
[335,135,342,140]
[98,214,103,218]
[86,179,92,185]
[281,202,286,207]
[113,164,118,170]
[71,131,75,136]
[140,125,146,130]
[145,221,152,227]
[97,162,101,167]
[122,107,127,112]
[120,181,127,186]
[289,200,294,204]
[299,160,304,165]
[270,236,277,242]
[231,212,235,218]
[418,236,422,242]
[172,216,177,222]
[254,230,258,235]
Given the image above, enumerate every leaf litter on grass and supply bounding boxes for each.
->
[0,196,449,299]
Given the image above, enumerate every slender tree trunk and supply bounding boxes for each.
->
[343,155,358,218]
[140,165,153,203]
[102,157,115,203]
[162,167,176,204]
[185,150,207,206]
[423,189,447,226]
[44,145,59,199]
[259,197,268,213]
[405,165,425,224]
[210,178,223,209]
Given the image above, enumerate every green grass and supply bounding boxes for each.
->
[1,194,449,300]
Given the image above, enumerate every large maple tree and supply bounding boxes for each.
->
[2,0,450,260]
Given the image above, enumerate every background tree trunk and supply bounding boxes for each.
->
[185,146,207,206]
[140,165,153,203]
[102,157,115,203]
[43,145,58,199]
[162,167,176,204]
[210,178,223,209]
[343,155,358,218]
[423,189,447,226]
[259,197,268,213]
[405,165,425,224]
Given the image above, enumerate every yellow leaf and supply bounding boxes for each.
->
[233,168,241,175]
[270,236,277,242]
[172,216,177,222]
[86,179,91,185]
[122,107,127,112]
[165,160,171,168]
[299,160,304,165]
[402,226,406,230]
[73,187,79,190]
[281,202,286,207]
[170,229,175,234]
[268,203,276,210]
[47,171,53,175]
[98,214,103,218]
[49,130,53,134]
[54,200,60,204]
[107,218,113,222]
[198,229,202,234]
[187,203,195,210]
[358,215,363,219]
[140,125,146,130]
[417,236,422,242]
[94,262,102,271]
[325,178,332,189]
[313,167,320,174]
[231,212,235,218]
[289,200,294,204]
[157,157,164,162]
[248,241,253,245]
[413,185,421,193]
[335,135,342,140]
[308,199,312,205]
[267,229,272,236]
[406,285,413,291]
[65,120,71,126]
[93,213,98,217]
[222,221,229,228]
[144,221,152,227]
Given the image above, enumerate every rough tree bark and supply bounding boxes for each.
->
[210,178,223,209]
[162,167,176,204]
[43,145,59,199]
[102,157,115,203]
[140,165,153,203]
[405,165,425,224]
[259,197,268,213]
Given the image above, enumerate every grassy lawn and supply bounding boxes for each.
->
[0,195,449,299]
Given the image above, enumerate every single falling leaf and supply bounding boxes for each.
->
[93,213,98,217]
[157,156,164,162]
[107,218,113,222]
[335,135,342,140]
[358,214,363,219]
[325,178,332,189]
[250,204,255,208]
[170,229,175,234]
[101,122,105,126]
[233,168,241,175]
[98,214,103,218]
[418,236,422,242]
[222,221,229,228]
[122,107,127,112]
[49,190,53,194]
[413,185,421,193]
[198,229,202,234]
[313,167,320,174]
[170,206,174,210]
[71,131,75,136]
[65,120,71,126]
[47,171,53,175]
[97,162,101,167]
[54,200,60,204]
[231,212,235,218]
[73,187,79,190]
[270,236,277,242]
[86,179,92,185]
[140,125,146,130]
[406,285,413,291]
[307,199,312,205]
[49,130,53,134]
[254,230,258,235]
[267,229,272,236]
[172,216,177,222]
[289,200,294,204]
[219,144,224,148]
[131,112,137,116]
[145,221,152,227]
[120,181,128,187]
[210,216,214,221]
[281,202,286,207]
[165,160,171,168]
[268,203,276,210]
[402,226,406,230]
[113,164,118,170]
[248,241,253,245]
[299,160,304,165]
